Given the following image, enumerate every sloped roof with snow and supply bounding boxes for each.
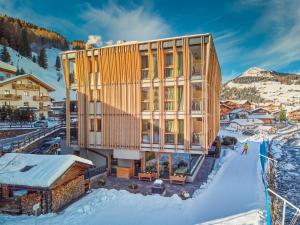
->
[231,119,264,126]
[0,60,17,73]
[224,100,251,105]
[0,73,55,92]
[248,114,274,119]
[0,153,93,188]
[229,108,249,114]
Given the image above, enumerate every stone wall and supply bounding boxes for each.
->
[21,192,42,215]
[51,175,85,212]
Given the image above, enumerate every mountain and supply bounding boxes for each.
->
[223,67,300,107]
[1,44,75,101]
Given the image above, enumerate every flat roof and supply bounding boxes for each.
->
[61,33,211,55]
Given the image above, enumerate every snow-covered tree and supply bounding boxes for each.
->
[0,44,10,62]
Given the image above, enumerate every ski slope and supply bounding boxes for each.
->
[0,131,266,225]
[1,45,68,101]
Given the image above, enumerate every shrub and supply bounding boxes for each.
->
[222,136,238,145]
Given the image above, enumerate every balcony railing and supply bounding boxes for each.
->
[0,94,22,101]
[141,69,150,79]
[191,132,204,145]
[33,96,52,101]
[191,99,203,111]
[12,83,39,90]
[39,106,51,111]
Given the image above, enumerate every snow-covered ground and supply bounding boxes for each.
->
[226,80,300,111]
[1,44,67,101]
[0,129,267,225]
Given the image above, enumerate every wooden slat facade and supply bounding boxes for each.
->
[62,34,221,156]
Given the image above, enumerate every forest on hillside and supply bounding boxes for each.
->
[0,14,85,57]
[221,86,265,103]
[233,73,300,85]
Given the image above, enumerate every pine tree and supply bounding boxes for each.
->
[0,45,10,62]
[18,29,31,58]
[32,55,36,63]
[55,56,61,71]
[38,48,48,69]
[279,108,287,122]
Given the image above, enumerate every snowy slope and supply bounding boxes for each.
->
[225,67,300,110]
[1,45,67,101]
[0,130,266,225]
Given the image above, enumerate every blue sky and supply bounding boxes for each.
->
[1,0,300,81]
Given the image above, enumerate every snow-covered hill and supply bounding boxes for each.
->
[224,67,300,108]
[1,45,66,101]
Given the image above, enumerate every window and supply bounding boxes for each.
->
[24,102,29,107]
[39,102,43,109]
[97,90,101,102]
[97,119,101,132]
[141,87,150,111]
[142,120,151,143]
[178,119,184,144]
[4,90,10,95]
[164,87,174,110]
[153,87,159,111]
[90,90,94,101]
[4,101,9,106]
[90,119,94,131]
[177,51,183,76]
[177,86,184,110]
[190,46,201,76]
[40,92,44,97]
[165,120,175,144]
[141,55,149,79]
[164,52,173,78]
[24,91,29,96]
[153,119,159,144]
[153,53,158,78]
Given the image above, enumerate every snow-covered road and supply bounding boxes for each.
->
[0,137,266,225]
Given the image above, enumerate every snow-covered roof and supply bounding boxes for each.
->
[231,119,263,126]
[0,153,93,188]
[229,108,248,114]
[0,60,17,73]
[248,114,274,119]
[250,107,272,114]
[223,100,251,105]
[0,73,55,92]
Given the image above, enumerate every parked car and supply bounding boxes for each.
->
[34,121,48,128]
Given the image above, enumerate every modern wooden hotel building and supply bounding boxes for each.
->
[61,34,221,181]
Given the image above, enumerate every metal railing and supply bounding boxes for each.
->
[84,166,107,179]
[0,125,63,152]
[268,189,300,225]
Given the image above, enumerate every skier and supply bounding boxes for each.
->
[242,143,249,155]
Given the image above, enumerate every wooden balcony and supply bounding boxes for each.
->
[12,83,39,90]
[0,94,22,101]
[33,96,52,101]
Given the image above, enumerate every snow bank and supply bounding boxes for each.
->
[0,132,266,225]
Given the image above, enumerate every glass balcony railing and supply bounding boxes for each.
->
[141,70,150,79]
[191,132,204,145]
[191,99,202,111]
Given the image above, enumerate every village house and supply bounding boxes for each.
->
[248,114,274,124]
[228,108,249,120]
[288,108,300,122]
[0,60,17,81]
[0,153,93,215]
[0,73,55,119]
[221,100,253,110]
[61,33,221,182]
[220,102,233,120]
[227,118,264,132]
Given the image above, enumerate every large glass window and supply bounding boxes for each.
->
[153,53,158,79]
[97,119,101,132]
[164,52,173,78]
[90,119,94,131]
[145,152,157,173]
[141,87,150,111]
[164,87,174,110]
[177,51,183,77]
[153,119,159,144]
[190,46,201,76]
[141,55,149,79]
[159,153,170,178]
[165,120,175,144]
[142,120,151,143]
[153,87,159,111]
[178,119,184,144]
[177,86,184,110]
